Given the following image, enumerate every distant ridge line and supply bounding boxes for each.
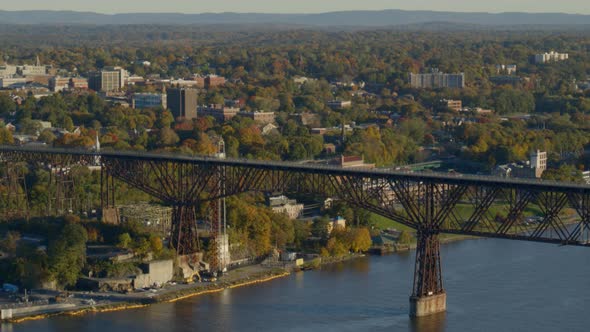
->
[0,9,590,26]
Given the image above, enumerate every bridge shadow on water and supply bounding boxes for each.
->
[409,312,447,332]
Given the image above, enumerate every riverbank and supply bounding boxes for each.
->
[2,266,290,324]
[2,234,476,324]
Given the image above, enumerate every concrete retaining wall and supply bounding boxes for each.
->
[1,303,76,320]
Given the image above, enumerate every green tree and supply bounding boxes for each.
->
[311,217,330,240]
[0,127,13,144]
[117,233,132,249]
[48,223,88,288]
[38,129,57,144]
[398,231,413,244]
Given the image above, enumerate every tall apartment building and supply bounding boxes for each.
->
[167,88,197,119]
[534,51,569,64]
[409,71,465,89]
[530,150,547,178]
[132,93,167,109]
[88,66,128,92]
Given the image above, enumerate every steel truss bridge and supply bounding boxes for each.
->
[1,146,590,316]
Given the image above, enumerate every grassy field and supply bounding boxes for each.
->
[368,213,414,232]
[369,202,547,233]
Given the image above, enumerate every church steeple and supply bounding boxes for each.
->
[95,133,100,152]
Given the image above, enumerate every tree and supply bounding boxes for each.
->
[149,235,163,254]
[38,129,57,144]
[270,212,295,249]
[1,231,21,254]
[155,110,174,129]
[325,237,348,257]
[398,231,413,244]
[349,228,372,253]
[134,237,151,259]
[542,164,583,183]
[0,127,13,144]
[48,223,88,288]
[312,217,330,240]
[117,233,132,249]
[0,93,16,116]
[156,127,180,147]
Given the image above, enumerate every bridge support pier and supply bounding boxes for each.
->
[170,204,199,255]
[410,231,446,317]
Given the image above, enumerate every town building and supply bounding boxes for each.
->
[198,104,240,122]
[327,100,352,109]
[132,93,167,109]
[25,75,51,86]
[168,79,201,87]
[0,64,17,78]
[133,260,174,289]
[69,77,88,89]
[126,75,145,85]
[330,155,375,169]
[261,123,279,136]
[444,99,462,112]
[49,76,71,92]
[493,150,547,179]
[0,78,27,89]
[204,75,225,89]
[18,65,48,76]
[88,66,128,92]
[311,128,328,135]
[266,195,304,220]
[167,88,198,120]
[190,75,206,88]
[409,70,465,89]
[496,64,517,75]
[534,51,569,64]
[238,111,275,124]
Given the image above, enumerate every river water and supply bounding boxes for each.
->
[5,238,590,332]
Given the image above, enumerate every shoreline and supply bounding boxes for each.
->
[2,234,475,324]
[3,269,291,324]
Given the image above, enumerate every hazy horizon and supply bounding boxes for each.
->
[0,0,589,15]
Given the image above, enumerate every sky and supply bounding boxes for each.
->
[0,0,589,15]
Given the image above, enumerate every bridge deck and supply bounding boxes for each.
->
[1,145,589,193]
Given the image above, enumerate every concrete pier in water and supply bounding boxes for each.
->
[409,292,447,317]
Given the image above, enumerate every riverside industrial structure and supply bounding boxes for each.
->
[1,145,590,317]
